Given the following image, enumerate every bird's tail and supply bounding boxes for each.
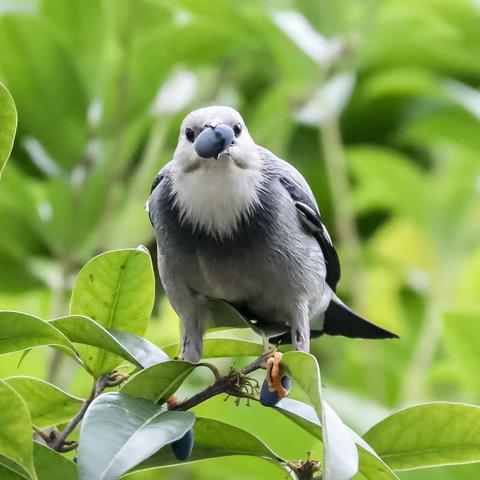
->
[324,296,398,339]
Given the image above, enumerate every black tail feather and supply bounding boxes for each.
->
[324,298,398,339]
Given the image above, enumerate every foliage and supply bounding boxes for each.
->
[0,0,480,479]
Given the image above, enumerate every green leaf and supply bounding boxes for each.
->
[4,377,83,428]
[121,360,196,403]
[281,351,359,480]
[50,315,168,374]
[0,380,36,480]
[163,337,263,359]
[32,443,78,480]
[0,82,17,179]
[348,146,428,221]
[275,398,398,479]
[363,402,480,471]
[0,15,87,170]
[0,311,75,356]
[77,393,195,480]
[0,442,78,480]
[134,416,283,472]
[70,247,155,377]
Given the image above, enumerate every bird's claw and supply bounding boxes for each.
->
[266,351,288,398]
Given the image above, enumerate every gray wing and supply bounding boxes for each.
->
[146,161,173,226]
[269,154,341,291]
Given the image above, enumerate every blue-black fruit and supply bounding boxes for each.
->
[171,428,194,461]
[259,375,292,407]
[194,124,234,158]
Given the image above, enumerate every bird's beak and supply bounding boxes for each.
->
[194,124,235,159]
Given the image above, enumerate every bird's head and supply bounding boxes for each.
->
[173,105,260,172]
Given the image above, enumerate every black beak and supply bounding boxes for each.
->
[194,124,235,159]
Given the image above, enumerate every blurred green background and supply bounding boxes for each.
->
[1,0,480,478]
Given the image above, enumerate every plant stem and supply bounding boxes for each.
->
[172,352,272,411]
[319,118,364,310]
[49,373,111,451]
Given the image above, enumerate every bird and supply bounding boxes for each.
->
[147,105,398,402]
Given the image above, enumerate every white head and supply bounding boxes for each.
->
[170,106,264,238]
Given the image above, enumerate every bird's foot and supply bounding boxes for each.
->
[166,395,179,409]
[225,369,260,405]
[266,352,289,398]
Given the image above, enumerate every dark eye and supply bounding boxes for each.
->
[233,123,242,137]
[185,127,195,143]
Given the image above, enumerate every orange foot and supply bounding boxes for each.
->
[167,395,179,409]
[266,352,289,398]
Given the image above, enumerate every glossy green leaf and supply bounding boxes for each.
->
[0,380,36,480]
[0,442,78,480]
[134,416,283,472]
[0,82,17,179]
[50,315,168,374]
[163,337,263,359]
[282,351,359,480]
[121,360,196,403]
[70,247,155,377]
[4,376,83,428]
[0,311,75,356]
[275,398,398,479]
[77,392,195,480]
[32,443,78,480]
[364,402,480,471]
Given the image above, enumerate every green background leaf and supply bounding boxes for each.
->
[4,376,83,428]
[0,380,36,480]
[70,248,155,377]
[364,402,480,470]
[134,417,283,472]
[0,82,17,179]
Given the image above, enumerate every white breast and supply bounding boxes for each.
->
[171,160,263,238]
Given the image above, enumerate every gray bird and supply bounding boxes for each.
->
[147,106,397,372]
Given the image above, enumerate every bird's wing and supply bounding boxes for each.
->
[270,155,341,291]
[146,162,173,225]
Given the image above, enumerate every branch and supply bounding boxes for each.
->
[172,351,273,412]
[48,371,128,452]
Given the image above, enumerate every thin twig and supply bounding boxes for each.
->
[49,373,113,451]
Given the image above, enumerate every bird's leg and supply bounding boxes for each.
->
[266,351,289,398]
[292,307,310,353]
[178,312,205,363]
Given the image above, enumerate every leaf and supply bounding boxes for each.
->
[0,82,17,179]
[275,398,398,479]
[0,311,75,356]
[133,416,283,471]
[348,146,428,221]
[0,380,36,480]
[0,15,87,170]
[32,443,78,480]
[120,360,196,403]
[0,443,78,480]
[50,315,168,374]
[162,337,263,359]
[70,247,155,377]
[77,393,195,480]
[281,351,359,480]
[4,377,83,429]
[363,402,480,471]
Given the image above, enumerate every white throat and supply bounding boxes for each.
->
[171,160,263,238]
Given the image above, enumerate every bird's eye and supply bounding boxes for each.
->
[185,127,195,143]
[233,123,242,137]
